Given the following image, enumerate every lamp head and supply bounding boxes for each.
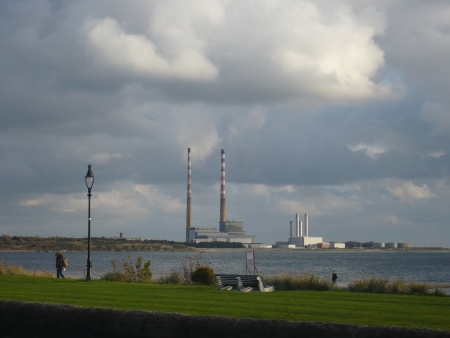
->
[85,164,94,189]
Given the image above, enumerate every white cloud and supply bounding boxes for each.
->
[18,199,44,207]
[18,194,83,213]
[268,1,390,100]
[348,143,386,158]
[384,180,435,200]
[85,17,218,81]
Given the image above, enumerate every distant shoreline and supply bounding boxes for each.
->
[1,248,449,253]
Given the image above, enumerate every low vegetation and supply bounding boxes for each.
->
[265,273,332,291]
[102,256,152,283]
[153,252,214,285]
[190,266,216,286]
[101,253,216,285]
[0,258,32,276]
[347,276,447,296]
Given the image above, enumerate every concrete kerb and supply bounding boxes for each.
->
[0,300,449,338]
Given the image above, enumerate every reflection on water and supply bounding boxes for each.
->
[1,250,449,285]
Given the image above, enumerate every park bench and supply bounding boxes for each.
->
[236,277,253,292]
[215,274,275,292]
[215,276,232,291]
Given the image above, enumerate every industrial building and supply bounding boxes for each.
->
[273,213,323,248]
[185,149,256,244]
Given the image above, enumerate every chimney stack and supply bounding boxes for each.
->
[186,148,192,241]
[305,214,308,237]
[220,149,226,222]
[295,214,299,237]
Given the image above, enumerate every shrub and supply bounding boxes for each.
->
[102,271,128,282]
[408,282,429,296]
[432,287,447,297]
[179,252,211,285]
[190,266,215,286]
[0,258,5,275]
[346,277,447,296]
[348,277,390,294]
[264,274,331,291]
[391,279,407,294]
[0,258,31,276]
[367,277,390,293]
[104,256,152,283]
[153,271,182,285]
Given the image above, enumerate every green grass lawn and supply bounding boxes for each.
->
[0,275,449,330]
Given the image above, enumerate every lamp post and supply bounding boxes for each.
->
[85,164,94,281]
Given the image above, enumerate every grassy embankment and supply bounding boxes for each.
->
[0,275,449,330]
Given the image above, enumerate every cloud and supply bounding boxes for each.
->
[90,152,131,165]
[384,180,436,201]
[1,0,450,247]
[348,144,386,159]
[420,101,450,135]
[85,17,218,81]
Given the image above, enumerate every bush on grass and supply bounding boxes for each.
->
[264,274,331,291]
[153,271,182,284]
[179,252,211,285]
[408,282,429,296]
[0,258,32,276]
[190,266,215,286]
[346,277,448,296]
[391,279,407,294]
[103,256,152,283]
[431,287,447,297]
[348,277,391,294]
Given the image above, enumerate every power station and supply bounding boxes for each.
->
[183,148,412,249]
[288,213,323,247]
[185,148,256,244]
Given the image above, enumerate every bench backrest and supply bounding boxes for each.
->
[215,274,266,288]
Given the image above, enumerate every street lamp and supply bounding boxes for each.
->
[85,164,94,281]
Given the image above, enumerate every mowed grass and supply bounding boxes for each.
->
[0,275,449,330]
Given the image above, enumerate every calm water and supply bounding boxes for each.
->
[1,250,449,286]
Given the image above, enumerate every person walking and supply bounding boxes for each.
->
[332,271,338,286]
[55,252,65,278]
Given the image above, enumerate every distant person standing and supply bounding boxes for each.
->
[55,252,65,278]
[332,271,338,286]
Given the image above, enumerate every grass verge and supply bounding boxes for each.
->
[0,275,449,330]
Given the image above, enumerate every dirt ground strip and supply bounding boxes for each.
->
[0,300,449,338]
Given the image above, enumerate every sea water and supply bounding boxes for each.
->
[1,250,449,286]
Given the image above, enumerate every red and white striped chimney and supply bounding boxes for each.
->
[186,148,192,241]
[220,149,226,223]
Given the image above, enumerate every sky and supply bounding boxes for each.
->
[1,0,450,247]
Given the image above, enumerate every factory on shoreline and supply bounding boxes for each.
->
[182,148,412,249]
[185,148,256,245]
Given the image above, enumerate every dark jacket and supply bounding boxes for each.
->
[56,254,64,268]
